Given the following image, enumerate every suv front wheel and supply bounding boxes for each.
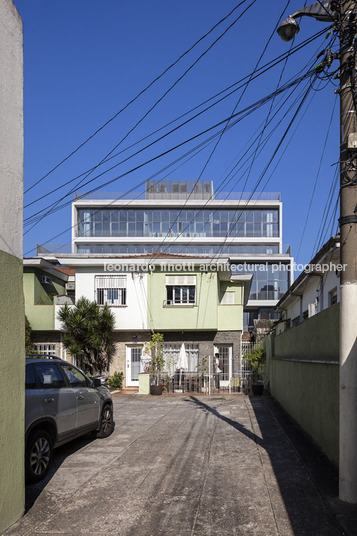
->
[96,404,113,438]
[26,429,53,483]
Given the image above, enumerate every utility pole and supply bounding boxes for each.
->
[338,0,357,505]
[278,1,357,503]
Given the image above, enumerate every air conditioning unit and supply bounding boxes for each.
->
[40,275,52,285]
[308,302,317,318]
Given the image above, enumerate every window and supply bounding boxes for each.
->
[95,275,127,306]
[25,364,37,389]
[77,208,279,238]
[292,316,300,327]
[165,275,196,305]
[329,287,338,306]
[34,363,66,388]
[186,343,199,371]
[33,343,55,356]
[220,291,236,305]
[163,343,199,373]
[61,364,88,387]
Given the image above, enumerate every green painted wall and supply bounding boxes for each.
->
[217,281,243,331]
[275,303,339,361]
[263,305,340,466]
[23,269,65,331]
[271,359,339,465]
[0,252,25,532]
[148,270,244,332]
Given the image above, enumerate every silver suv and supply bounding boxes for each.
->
[25,356,113,483]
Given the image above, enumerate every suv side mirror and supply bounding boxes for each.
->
[92,377,102,388]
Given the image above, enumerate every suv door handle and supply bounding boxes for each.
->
[44,397,55,404]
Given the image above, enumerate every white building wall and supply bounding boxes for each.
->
[322,269,340,308]
[285,296,301,323]
[0,0,23,258]
[284,270,340,324]
[75,268,148,330]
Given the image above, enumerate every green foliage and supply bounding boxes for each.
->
[196,355,209,375]
[58,297,115,374]
[145,332,165,385]
[25,316,32,352]
[108,371,124,391]
[246,345,266,383]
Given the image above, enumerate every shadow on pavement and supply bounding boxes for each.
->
[187,394,347,536]
[250,396,346,536]
[187,395,264,447]
[25,434,94,512]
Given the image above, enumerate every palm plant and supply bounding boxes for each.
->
[58,297,115,374]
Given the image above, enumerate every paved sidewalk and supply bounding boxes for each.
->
[5,394,357,536]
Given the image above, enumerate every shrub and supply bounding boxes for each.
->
[108,371,124,391]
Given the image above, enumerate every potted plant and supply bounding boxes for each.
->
[245,345,266,395]
[145,333,165,395]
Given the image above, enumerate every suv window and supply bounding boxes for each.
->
[34,363,66,388]
[25,363,37,389]
[61,364,88,387]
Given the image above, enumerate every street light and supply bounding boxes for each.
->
[277,0,357,505]
[277,1,337,42]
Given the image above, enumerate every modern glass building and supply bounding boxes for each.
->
[71,180,293,333]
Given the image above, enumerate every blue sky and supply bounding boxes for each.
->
[15,0,339,270]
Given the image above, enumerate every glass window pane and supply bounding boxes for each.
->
[35,363,65,388]
[61,364,87,387]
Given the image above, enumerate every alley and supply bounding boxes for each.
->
[5,395,352,536]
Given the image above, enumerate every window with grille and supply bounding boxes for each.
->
[165,275,196,305]
[163,343,199,373]
[33,344,55,356]
[329,287,338,306]
[95,275,127,306]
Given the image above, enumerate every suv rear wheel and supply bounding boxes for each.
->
[26,429,53,483]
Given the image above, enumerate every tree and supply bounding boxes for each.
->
[25,316,32,353]
[245,345,266,384]
[145,332,165,385]
[58,297,115,374]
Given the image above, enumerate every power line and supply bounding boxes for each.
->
[35,0,257,230]
[147,0,292,261]
[24,69,314,230]
[24,24,331,215]
[296,95,337,260]
[164,77,318,258]
[24,0,251,195]
[25,69,315,255]
[209,81,315,261]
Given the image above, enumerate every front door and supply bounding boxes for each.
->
[214,345,232,388]
[126,346,142,387]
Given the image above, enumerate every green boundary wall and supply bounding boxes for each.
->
[265,304,339,466]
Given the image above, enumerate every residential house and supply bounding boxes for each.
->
[24,258,73,357]
[275,234,340,332]
[41,254,251,388]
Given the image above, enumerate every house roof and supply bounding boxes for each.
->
[23,257,69,282]
[276,234,340,310]
[53,266,76,276]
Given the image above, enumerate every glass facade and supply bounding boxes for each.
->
[232,263,290,301]
[77,243,280,255]
[243,308,281,333]
[77,208,279,239]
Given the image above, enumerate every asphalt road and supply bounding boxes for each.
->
[4,394,355,536]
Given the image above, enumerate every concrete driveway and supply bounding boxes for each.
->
[4,394,356,536]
